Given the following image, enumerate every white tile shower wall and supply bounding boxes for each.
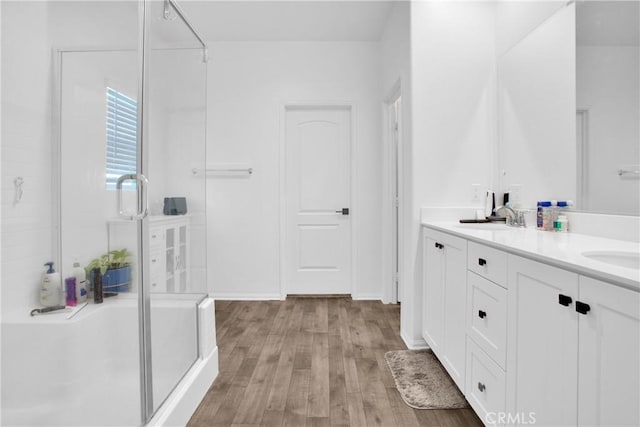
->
[2,2,54,318]
[206,41,383,299]
[1,1,137,317]
[405,1,497,346]
[59,50,137,277]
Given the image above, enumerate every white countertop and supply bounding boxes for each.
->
[422,221,640,291]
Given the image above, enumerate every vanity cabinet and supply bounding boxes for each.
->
[422,224,639,427]
[422,228,467,391]
[507,255,640,427]
[148,215,190,293]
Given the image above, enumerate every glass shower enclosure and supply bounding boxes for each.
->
[1,0,211,425]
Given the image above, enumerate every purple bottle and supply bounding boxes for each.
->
[65,277,77,307]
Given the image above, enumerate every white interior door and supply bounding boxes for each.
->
[284,106,352,295]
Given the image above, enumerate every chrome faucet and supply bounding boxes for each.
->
[495,205,526,227]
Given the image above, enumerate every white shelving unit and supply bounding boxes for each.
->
[149,215,190,293]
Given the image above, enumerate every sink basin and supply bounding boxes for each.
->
[454,223,512,231]
[582,251,640,270]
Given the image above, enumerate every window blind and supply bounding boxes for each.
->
[106,87,138,189]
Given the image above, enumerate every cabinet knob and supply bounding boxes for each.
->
[478,310,487,319]
[435,242,444,249]
[576,301,591,315]
[477,382,486,392]
[558,294,572,306]
[478,258,487,266]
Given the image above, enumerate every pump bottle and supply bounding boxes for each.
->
[40,262,62,307]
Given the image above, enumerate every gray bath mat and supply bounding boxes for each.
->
[384,349,469,410]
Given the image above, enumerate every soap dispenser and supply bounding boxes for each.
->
[40,262,62,307]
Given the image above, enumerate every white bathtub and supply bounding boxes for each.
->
[1,295,218,426]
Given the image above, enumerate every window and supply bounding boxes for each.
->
[106,87,138,190]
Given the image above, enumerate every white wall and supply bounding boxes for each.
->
[498,4,576,209]
[379,2,411,305]
[0,1,3,418]
[495,0,566,57]
[206,41,383,299]
[1,1,137,318]
[147,49,208,292]
[577,46,639,215]
[404,1,497,347]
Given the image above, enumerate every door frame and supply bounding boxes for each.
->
[382,81,403,304]
[279,102,357,300]
[576,108,589,211]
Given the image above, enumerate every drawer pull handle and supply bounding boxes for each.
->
[576,301,591,315]
[478,310,487,319]
[435,242,444,249]
[558,294,572,306]
[478,258,487,266]
[478,382,486,392]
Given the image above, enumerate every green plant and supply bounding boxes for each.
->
[86,249,132,275]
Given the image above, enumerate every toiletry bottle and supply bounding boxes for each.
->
[92,268,103,304]
[555,214,569,232]
[65,277,77,307]
[485,190,495,218]
[40,262,62,307]
[536,201,551,229]
[72,261,88,303]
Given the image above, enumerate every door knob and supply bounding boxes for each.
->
[336,208,350,215]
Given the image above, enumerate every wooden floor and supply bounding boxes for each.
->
[188,298,482,427]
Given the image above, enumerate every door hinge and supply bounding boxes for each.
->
[394,272,400,284]
[395,197,399,207]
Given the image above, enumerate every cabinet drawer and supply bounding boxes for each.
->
[150,252,163,276]
[468,242,508,288]
[149,227,164,250]
[466,338,506,424]
[467,272,507,369]
[149,251,165,292]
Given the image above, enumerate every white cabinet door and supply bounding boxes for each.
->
[422,228,467,391]
[578,277,640,427]
[423,230,444,355]
[506,255,579,427]
[441,232,467,391]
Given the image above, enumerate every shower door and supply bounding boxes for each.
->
[53,0,207,425]
[140,0,208,420]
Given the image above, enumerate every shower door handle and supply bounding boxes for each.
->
[116,174,149,220]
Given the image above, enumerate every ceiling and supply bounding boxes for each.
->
[576,0,639,46]
[179,0,398,42]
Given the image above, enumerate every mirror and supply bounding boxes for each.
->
[498,1,639,216]
[576,0,639,215]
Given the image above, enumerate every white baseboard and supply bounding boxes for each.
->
[149,347,219,427]
[211,293,282,300]
[351,294,383,301]
[401,330,429,350]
